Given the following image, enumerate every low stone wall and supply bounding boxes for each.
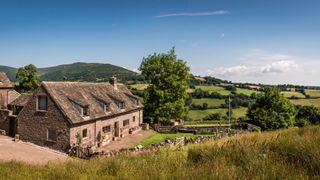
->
[90,129,247,159]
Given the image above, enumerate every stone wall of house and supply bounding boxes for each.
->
[70,109,143,148]
[17,87,71,152]
[0,109,9,134]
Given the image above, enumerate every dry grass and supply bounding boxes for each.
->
[0,126,319,179]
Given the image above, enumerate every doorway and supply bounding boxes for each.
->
[114,121,119,137]
[8,117,16,137]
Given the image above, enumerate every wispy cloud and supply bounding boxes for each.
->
[154,10,230,18]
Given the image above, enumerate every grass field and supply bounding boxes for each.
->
[130,84,149,91]
[195,85,231,95]
[281,91,305,98]
[134,133,205,147]
[1,126,319,179]
[290,98,320,107]
[192,98,225,108]
[236,88,258,96]
[305,89,320,98]
[188,107,247,120]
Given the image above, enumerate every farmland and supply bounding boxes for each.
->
[305,89,320,98]
[290,98,320,108]
[191,98,225,108]
[188,107,247,120]
[281,91,305,98]
[195,85,231,95]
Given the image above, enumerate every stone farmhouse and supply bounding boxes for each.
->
[0,73,143,152]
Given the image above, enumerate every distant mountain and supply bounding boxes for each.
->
[0,62,143,82]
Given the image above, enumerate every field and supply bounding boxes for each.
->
[236,88,258,96]
[305,89,320,98]
[1,126,319,179]
[281,91,305,98]
[188,107,247,120]
[130,83,149,91]
[135,133,207,147]
[195,85,231,95]
[290,98,320,108]
[192,98,225,107]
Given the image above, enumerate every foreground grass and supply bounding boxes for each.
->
[1,126,320,179]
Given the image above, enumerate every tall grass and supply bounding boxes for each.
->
[0,126,319,179]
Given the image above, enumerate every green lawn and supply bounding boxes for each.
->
[184,123,231,127]
[130,84,149,91]
[290,98,320,108]
[305,89,320,98]
[135,133,203,147]
[195,85,231,95]
[236,88,258,96]
[281,91,305,98]
[188,107,247,120]
[192,98,225,108]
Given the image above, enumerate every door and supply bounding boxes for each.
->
[114,122,119,137]
[8,117,16,137]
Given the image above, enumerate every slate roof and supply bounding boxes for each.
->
[9,94,32,107]
[41,81,143,124]
[0,72,13,88]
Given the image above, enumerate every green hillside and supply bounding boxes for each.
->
[0,126,319,179]
[0,62,142,82]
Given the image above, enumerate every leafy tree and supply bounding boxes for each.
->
[203,113,222,120]
[202,103,209,110]
[296,105,320,125]
[139,47,190,123]
[15,64,40,93]
[247,87,296,130]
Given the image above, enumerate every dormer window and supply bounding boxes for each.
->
[117,102,124,110]
[70,101,89,117]
[97,100,110,113]
[129,97,139,106]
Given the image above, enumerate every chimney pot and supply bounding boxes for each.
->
[110,76,118,90]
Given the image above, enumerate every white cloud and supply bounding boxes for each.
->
[207,60,298,77]
[154,10,230,18]
[261,60,298,74]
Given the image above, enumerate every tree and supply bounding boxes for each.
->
[247,87,296,130]
[296,105,320,126]
[15,64,40,93]
[139,47,190,123]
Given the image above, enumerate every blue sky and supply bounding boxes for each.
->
[0,0,320,85]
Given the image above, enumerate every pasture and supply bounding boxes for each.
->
[195,85,231,95]
[191,98,225,108]
[188,107,247,120]
[290,98,320,107]
[281,91,305,98]
[305,89,320,98]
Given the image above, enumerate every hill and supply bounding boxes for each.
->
[0,125,319,179]
[0,62,142,82]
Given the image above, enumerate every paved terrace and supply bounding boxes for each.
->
[99,130,156,152]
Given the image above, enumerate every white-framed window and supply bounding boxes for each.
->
[47,129,57,142]
[98,101,110,113]
[82,128,88,138]
[37,95,48,111]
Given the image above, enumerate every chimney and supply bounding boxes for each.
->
[110,76,118,90]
